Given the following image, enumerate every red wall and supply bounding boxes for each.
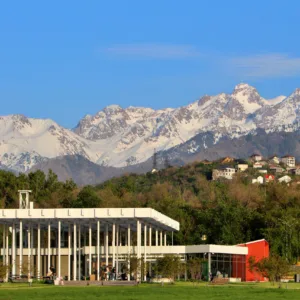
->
[239,239,269,281]
[231,254,246,281]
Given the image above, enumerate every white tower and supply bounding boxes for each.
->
[18,190,32,209]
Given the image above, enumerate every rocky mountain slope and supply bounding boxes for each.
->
[27,155,159,186]
[2,83,300,174]
[160,129,300,164]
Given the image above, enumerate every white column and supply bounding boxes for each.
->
[137,220,141,282]
[2,225,5,270]
[105,225,108,266]
[78,224,81,280]
[68,224,71,281]
[30,226,33,263]
[112,223,116,270]
[12,222,16,276]
[5,226,9,281]
[160,231,163,246]
[149,226,152,247]
[58,221,61,278]
[19,221,23,275]
[47,222,51,273]
[73,222,77,281]
[97,220,100,281]
[28,224,31,278]
[155,230,158,246]
[164,232,167,246]
[89,222,92,277]
[127,224,131,281]
[149,226,152,276]
[144,224,147,281]
[116,225,119,277]
[84,229,87,277]
[37,222,41,279]
[138,221,142,259]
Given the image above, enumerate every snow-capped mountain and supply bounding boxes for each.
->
[0,115,95,172]
[1,83,299,172]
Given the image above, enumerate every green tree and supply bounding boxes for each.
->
[75,186,101,208]
[187,257,203,284]
[249,254,291,287]
[155,254,182,282]
[0,262,9,281]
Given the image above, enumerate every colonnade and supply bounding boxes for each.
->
[1,219,168,282]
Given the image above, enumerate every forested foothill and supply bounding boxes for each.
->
[1,160,300,263]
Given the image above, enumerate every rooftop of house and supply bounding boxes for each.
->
[265,174,275,179]
[250,153,262,157]
[235,159,248,164]
[217,165,236,171]
[269,164,283,168]
[282,155,295,158]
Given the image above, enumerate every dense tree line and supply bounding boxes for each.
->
[1,161,300,263]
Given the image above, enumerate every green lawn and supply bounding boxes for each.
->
[0,283,299,300]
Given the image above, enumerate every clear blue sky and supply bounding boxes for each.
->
[1,0,300,128]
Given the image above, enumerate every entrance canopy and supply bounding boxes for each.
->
[0,207,180,232]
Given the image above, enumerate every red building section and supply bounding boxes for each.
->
[239,239,270,281]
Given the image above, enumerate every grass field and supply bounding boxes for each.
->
[0,282,299,300]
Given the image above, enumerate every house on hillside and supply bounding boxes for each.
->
[237,164,248,172]
[269,164,285,173]
[212,166,236,180]
[264,174,275,183]
[291,167,300,175]
[252,176,264,184]
[278,175,292,183]
[281,155,296,168]
[236,160,249,172]
[269,155,280,164]
[250,153,263,162]
[253,162,263,169]
[258,169,267,174]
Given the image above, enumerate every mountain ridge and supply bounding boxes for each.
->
[1,83,300,174]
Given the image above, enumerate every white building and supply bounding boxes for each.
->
[281,155,296,168]
[253,162,263,169]
[252,176,264,184]
[0,191,263,283]
[250,154,262,162]
[269,156,280,164]
[278,175,292,183]
[237,164,248,172]
[212,167,236,180]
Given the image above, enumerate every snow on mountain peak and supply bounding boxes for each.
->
[229,82,264,115]
[233,82,253,90]
[292,88,300,96]
[103,104,123,113]
[265,95,286,105]
[232,83,259,98]
[2,83,300,172]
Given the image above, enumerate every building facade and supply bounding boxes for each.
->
[0,192,269,282]
[281,155,296,168]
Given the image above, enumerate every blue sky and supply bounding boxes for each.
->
[1,0,300,128]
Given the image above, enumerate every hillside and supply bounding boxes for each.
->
[1,160,300,262]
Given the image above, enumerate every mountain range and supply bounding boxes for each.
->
[1,83,300,184]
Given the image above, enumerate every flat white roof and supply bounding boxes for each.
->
[0,207,180,232]
[0,245,247,256]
